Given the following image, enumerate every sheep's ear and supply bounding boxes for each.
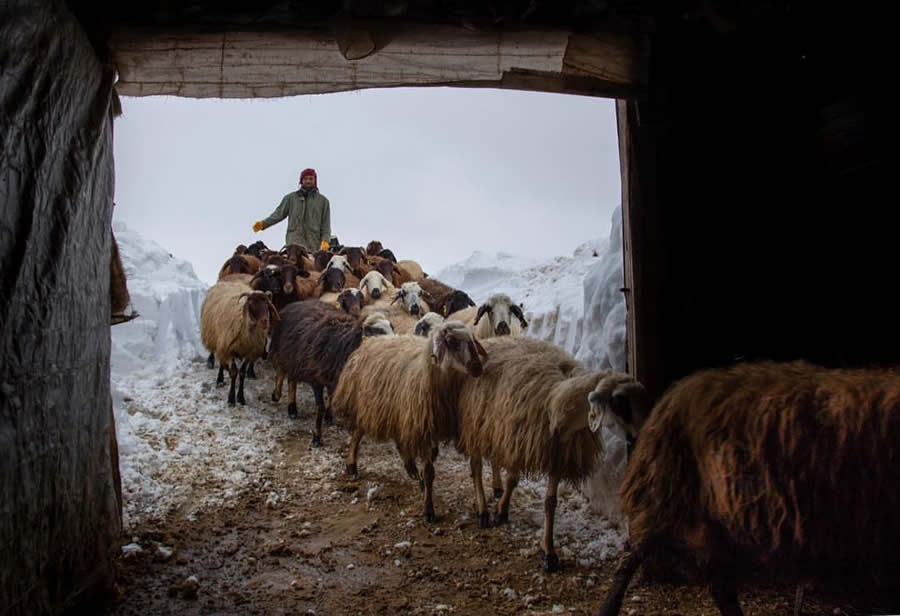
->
[474,303,491,325]
[510,304,529,329]
[267,298,280,321]
[391,290,403,305]
[432,330,447,364]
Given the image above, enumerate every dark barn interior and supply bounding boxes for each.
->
[0,1,891,613]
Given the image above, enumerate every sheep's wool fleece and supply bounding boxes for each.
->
[200,281,269,365]
[455,337,603,481]
[331,334,466,460]
[622,361,900,571]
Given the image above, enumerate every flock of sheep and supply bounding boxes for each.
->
[197,239,900,616]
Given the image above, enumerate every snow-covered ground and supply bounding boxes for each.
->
[110,209,629,558]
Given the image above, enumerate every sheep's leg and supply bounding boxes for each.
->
[398,445,421,487]
[596,538,658,616]
[272,366,284,403]
[540,473,560,572]
[708,558,744,616]
[236,359,248,405]
[422,456,437,523]
[469,456,490,528]
[216,362,226,387]
[206,351,215,369]
[323,387,334,426]
[226,360,238,406]
[247,360,256,380]
[490,460,504,500]
[494,469,519,526]
[287,380,298,418]
[345,429,363,479]
[311,383,326,447]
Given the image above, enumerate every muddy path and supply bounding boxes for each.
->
[108,369,889,616]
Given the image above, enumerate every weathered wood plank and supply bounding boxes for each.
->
[111,24,643,98]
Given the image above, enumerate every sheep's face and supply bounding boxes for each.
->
[337,288,363,317]
[431,321,488,377]
[393,282,428,316]
[250,265,283,297]
[375,259,394,280]
[318,268,345,293]
[241,291,276,332]
[587,374,649,448]
[360,271,391,301]
[441,290,476,317]
[414,312,445,337]
[366,240,384,256]
[281,243,308,265]
[475,294,528,335]
[362,314,394,338]
[221,254,253,277]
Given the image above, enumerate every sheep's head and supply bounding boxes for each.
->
[336,288,364,317]
[250,265,283,297]
[441,290,476,317]
[278,263,301,296]
[375,259,394,280]
[361,313,394,338]
[431,320,487,377]
[280,243,309,266]
[473,294,527,335]
[366,240,384,256]
[414,312,445,337]
[221,254,253,277]
[338,246,366,273]
[314,249,333,272]
[325,254,354,276]
[317,268,346,294]
[587,373,649,450]
[239,290,279,332]
[245,240,268,258]
[392,282,429,316]
[359,271,392,301]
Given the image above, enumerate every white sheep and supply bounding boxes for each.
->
[330,320,488,522]
[358,270,395,307]
[450,293,528,338]
[360,281,431,335]
[200,281,279,406]
[413,312,445,337]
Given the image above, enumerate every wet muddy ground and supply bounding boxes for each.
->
[108,368,894,616]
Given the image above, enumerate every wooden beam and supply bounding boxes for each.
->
[110,24,645,99]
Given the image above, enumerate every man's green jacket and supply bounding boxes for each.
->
[261,189,331,252]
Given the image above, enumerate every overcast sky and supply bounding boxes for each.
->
[113,87,620,286]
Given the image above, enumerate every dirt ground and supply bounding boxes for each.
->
[107,375,894,616]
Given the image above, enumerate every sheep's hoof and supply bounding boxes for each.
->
[424,506,436,523]
[216,380,225,388]
[310,433,322,448]
[271,391,279,403]
[345,463,358,479]
[540,550,560,573]
[493,511,509,526]
[418,479,425,493]
[237,393,246,405]
[477,512,491,529]
[227,397,236,407]
[247,364,256,379]
[287,402,298,418]
[493,488,504,500]
[206,356,215,369]
[404,460,420,481]
[324,411,334,426]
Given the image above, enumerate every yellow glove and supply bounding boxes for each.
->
[320,240,330,250]
[252,221,264,232]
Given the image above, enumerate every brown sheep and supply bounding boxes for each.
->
[597,361,900,616]
[331,321,487,522]
[418,278,476,318]
[454,336,647,571]
[217,253,262,280]
[365,240,383,256]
